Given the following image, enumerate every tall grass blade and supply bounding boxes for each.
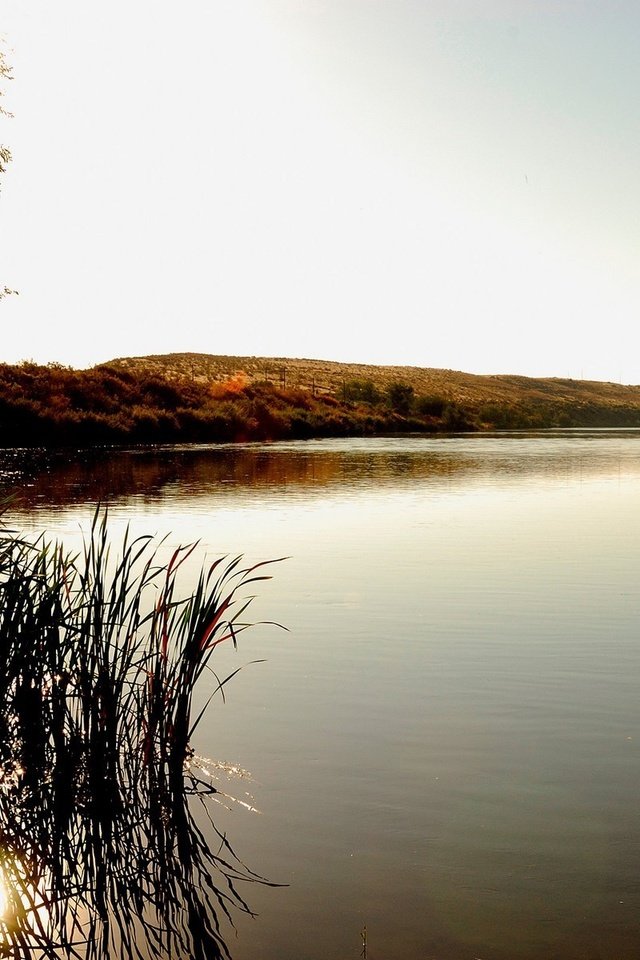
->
[0,508,282,959]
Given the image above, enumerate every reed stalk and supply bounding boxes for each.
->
[0,509,280,959]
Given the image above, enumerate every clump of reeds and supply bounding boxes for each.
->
[0,509,280,959]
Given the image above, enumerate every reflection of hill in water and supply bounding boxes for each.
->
[0,435,638,510]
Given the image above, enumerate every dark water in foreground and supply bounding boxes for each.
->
[2,431,640,960]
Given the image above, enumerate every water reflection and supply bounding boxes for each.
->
[1,431,640,512]
[0,514,274,959]
[0,435,639,959]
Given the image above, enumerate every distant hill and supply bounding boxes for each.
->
[105,351,640,417]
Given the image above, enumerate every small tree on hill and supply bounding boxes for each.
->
[386,381,414,416]
[343,379,382,405]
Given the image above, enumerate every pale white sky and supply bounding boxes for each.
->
[1,0,639,381]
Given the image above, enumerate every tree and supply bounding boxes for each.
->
[343,378,382,405]
[386,381,414,416]
[0,44,12,183]
[0,41,16,300]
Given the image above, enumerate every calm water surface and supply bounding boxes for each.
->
[2,431,640,960]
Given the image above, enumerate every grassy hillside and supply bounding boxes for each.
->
[0,353,639,447]
[107,352,640,429]
[107,351,640,405]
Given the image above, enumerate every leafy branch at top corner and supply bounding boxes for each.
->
[0,41,13,139]
[0,41,17,300]
[0,69,11,175]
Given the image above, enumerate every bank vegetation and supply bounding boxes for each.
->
[1,355,640,446]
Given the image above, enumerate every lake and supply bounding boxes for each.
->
[2,430,640,960]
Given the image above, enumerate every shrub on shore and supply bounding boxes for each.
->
[1,360,639,446]
[0,363,452,445]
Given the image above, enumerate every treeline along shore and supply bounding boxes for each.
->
[2,352,640,446]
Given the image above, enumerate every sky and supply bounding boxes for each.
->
[1,0,640,382]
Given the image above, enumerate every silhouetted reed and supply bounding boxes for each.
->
[0,509,280,959]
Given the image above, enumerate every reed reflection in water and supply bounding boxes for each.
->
[0,510,278,959]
